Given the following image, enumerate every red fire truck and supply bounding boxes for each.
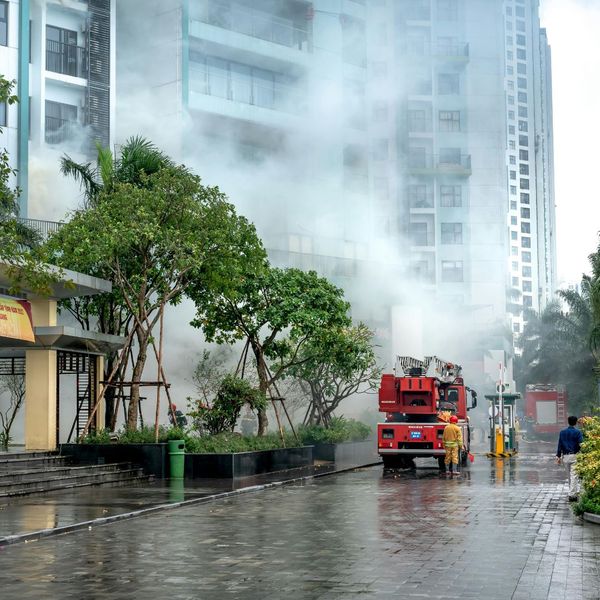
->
[377,356,478,469]
[523,384,567,439]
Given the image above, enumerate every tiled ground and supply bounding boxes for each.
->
[0,452,598,599]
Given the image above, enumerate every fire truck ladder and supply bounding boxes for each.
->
[556,388,567,424]
[394,355,462,382]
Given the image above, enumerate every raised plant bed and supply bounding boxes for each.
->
[312,440,380,467]
[60,443,169,478]
[583,512,600,525]
[185,446,313,478]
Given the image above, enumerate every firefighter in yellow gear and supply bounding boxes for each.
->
[443,415,463,474]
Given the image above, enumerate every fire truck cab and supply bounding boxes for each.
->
[377,356,477,469]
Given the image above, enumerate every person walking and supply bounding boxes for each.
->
[443,415,463,476]
[556,415,584,501]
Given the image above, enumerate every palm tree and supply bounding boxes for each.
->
[60,136,174,208]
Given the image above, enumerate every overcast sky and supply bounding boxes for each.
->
[540,0,600,284]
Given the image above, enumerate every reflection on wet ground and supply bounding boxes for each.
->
[1,446,599,599]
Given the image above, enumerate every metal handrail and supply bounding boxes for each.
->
[46,39,88,78]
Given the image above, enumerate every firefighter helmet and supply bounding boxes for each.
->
[450,415,459,423]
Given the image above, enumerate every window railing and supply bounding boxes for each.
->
[192,1,310,51]
[46,39,88,78]
[409,192,434,208]
[45,116,78,144]
[433,43,470,58]
[408,154,472,171]
[408,118,433,133]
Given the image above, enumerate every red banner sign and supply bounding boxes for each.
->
[0,296,35,343]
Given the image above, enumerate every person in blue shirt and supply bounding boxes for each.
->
[556,415,584,501]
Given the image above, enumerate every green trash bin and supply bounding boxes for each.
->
[168,439,185,479]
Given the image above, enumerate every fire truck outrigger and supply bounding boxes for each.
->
[377,356,478,469]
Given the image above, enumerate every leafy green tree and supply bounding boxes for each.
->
[189,374,266,435]
[290,323,381,426]
[47,166,266,430]
[191,267,351,435]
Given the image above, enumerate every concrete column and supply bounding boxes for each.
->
[24,349,57,451]
[95,355,105,431]
[29,298,57,327]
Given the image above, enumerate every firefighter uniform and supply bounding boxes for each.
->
[443,422,463,467]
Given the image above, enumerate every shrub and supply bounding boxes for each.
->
[184,432,293,454]
[189,375,266,435]
[573,490,600,517]
[297,417,371,445]
[574,415,600,514]
[82,426,186,445]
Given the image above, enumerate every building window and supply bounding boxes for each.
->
[408,184,432,208]
[517,62,527,74]
[46,25,87,78]
[516,6,526,17]
[510,186,517,195]
[373,101,388,122]
[512,261,519,271]
[521,222,530,234]
[509,125,516,135]
[519,120,528,132]
[509,140,516,150]
[521,237,531,248]
[512,247,518,256]
[439,110,460,132]
[523,280,532,292]
[518,91,528,103]
[516,20,526,32]
[506,7,513,16]
[437,0,458,21]
[519,135,528,146]
[517,77,527,89]
[506,36,513,46]
[508,94,514,105]
[520,192,530,204]
[523,266,532,277]
[519,149,529,160]
[507,80,514,91]
[411,222,429,246]
[0,1,7,46]
[522,251,531,263]
[511,231,518,240]
[513,322,521,333]
[439,147,461,165]
[438,73,459,95]
[511,216,517,225]
[507,50,513,60]
[441,261,463,282]
[506,65,514,76]
[45,100,78,144]
[520,163,529,175]
[518,106,528,119]
[0,101,6,127]
[516,34,526,46]
[408,110,428,132]
[517,48,527,60]
[523,296,532,308]
[510,170,516,180]
[440,184,462,207]
[511,200,517,210]
[509,155,516,165]
[508,110,515,121]
[372,139,388,160]
[520,178,529,189]
[521,208,530,219]
[506,20,513,31]
[441,223,463,244]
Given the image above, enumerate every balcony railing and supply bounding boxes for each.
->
[407,154,472,174]
[408,119,433,133]
[192,1,310,51]
[45,116,78,145]
[46,39,88,78]
[409,193,434,209]
[17,218,63,241]
[433,43,470,58]
[401,42,470,60]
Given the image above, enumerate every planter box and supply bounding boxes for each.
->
[185,446,313,478]
[312,440,380,467]
[60,443,169,478]
[583,512,600,525]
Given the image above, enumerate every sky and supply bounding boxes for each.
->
[540,0,600,285]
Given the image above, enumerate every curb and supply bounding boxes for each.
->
[0,461,382,547]
[583,512,600,525]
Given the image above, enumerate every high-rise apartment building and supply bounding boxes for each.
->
[0,0,114,217]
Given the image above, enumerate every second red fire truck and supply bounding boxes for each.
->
[377,356,478,469]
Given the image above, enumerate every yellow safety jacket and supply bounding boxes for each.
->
[442,423,463,448]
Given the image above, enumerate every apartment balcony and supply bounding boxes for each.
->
[406,154,472,177]
[268,249,359,279]
[46,40,88,79]
[17,218,63,241]
[407,119,433,135]
[432,42,470,63]
[45,116,78,145]
[409,192,434,209]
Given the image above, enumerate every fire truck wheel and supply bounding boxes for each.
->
[382,455,402,469]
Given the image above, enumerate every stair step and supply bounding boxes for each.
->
[0,468,147,497]
[0,451,58,460]
[0,455,71,470]
[0,462,133,484]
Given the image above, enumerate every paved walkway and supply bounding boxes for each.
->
[0,451,598,599]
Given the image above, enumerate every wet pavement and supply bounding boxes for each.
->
[1,449,599,599]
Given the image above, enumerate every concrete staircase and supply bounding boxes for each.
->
[0,452,150,497]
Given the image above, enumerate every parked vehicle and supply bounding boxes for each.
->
[523,384,567,439]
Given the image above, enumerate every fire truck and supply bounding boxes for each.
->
[523,384,567,439]
[377,356,478,469]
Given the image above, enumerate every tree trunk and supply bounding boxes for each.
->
[251,343,270,436]
[127,330,148,431]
